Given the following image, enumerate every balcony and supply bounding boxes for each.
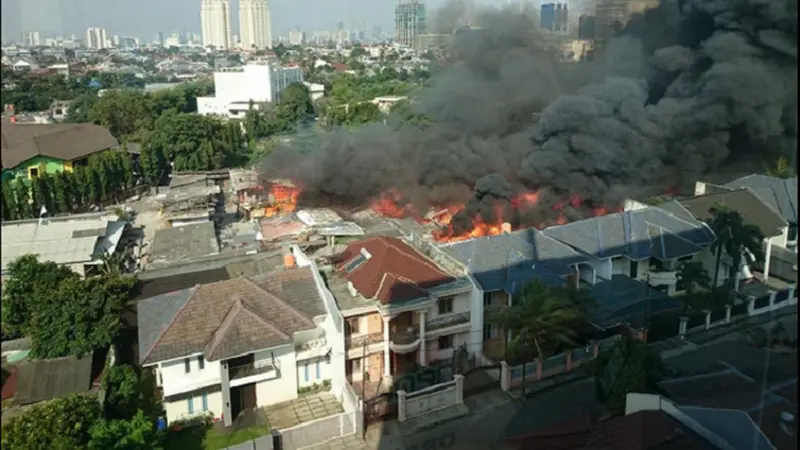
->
[345,332,384,348]
[390,325,420,354]
[228,362,276,381]
[427,312,470,333]
[646,269,677,287]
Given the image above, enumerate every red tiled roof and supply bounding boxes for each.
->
[335,237,455,304]
[331,62,349,71]
[506,410,718,450]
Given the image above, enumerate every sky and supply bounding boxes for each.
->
[0,0,528,43]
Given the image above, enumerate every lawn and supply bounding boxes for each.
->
[163,423,272,450]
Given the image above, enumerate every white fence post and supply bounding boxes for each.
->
[769,292,777,311]
[678,316,689,338]
[454,374,464,404]
[500,361,510,392]
[725,304,732,324]
[397,390,407,422]
[747,297,755,316]
[704,310,711,330]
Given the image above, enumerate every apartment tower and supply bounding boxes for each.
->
[239,0,273,49]
[395,0,426,47]
[201,0,232,49]
[85,27,107,49]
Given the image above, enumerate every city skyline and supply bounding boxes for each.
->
[1,0,526,43]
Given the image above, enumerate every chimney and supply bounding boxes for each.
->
[283,251,296,269]
[501,223,512,234]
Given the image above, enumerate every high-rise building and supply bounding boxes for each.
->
[201,0,232,50]
[85,27,108,49]
[22,31,41,47]
[239,0,272,49]
[288,28,305,46]
[395,0,426,47]
[540,3,569,34]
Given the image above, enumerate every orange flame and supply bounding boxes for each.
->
[371,188,625,243]
[264,183,302,217]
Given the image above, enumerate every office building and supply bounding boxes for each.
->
[288,28,305,45]
[85,27,107,49]
[540,3,569,34]
[239,0,272,49]
[22,31,41,47]
[201,0,232,49]
[395,0,426,46]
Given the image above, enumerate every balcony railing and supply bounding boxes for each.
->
[427,312,470,332]
[228,362,276,381]
[345,332,384,348]
[391,325,420,346]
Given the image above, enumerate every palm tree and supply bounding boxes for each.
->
[707,204,765,301]
[676,261,711,313]
[489,280,586,389]
[765,157,795,179]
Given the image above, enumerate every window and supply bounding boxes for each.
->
[483,292,493,307]
[197,355,205,370]
[184,358,191,373]
[483,323,497,340]
[438,335,453,349]
[438,297,453,315]
[304,364,310,382]
[201,391,208,411]
[348,317,360,334]
[28,167,39,178]
[315,361,321,379]
[352,358,362,374]
[187,396,194,414]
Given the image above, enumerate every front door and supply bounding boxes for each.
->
[231,386,243,419]
[242,383,256,410]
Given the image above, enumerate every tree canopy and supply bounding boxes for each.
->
[706,205,765,297]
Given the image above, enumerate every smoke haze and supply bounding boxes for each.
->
[261,0,797,225]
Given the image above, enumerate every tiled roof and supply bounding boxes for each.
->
[138,268,321,365]
[542,208,714,261]
[724,174,798,224]
[442,228,588,293]
[506,410,717,450]
[679,189,788,237]
[1,123,119,169]
[335,237,455,304]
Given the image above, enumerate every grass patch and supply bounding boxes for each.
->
[163,423,271,450]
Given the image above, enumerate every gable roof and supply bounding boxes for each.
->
[334,236,455,304]
[679,189,788,237]
[1,123,119,169]
[542,208,714,261]
[138,268,321,365]
[724,174,798,224]
[443,228,588,293]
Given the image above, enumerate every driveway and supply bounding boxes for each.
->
[264,392,344,429]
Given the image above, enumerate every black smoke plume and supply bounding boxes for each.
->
[261,0,797,223]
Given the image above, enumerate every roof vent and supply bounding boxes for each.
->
[347,281,359,297]
[780,412,795,436]
[360,248,372,260]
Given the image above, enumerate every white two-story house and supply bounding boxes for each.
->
[321,236,478,385]
[137,248,343,427]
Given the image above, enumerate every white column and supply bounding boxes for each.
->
[704,310,711,330]
[454,374,464,404]
[725,304,732,324]
[419,310,426,366]
[763,237,773,281]
[383,316,391,377]
[397,390,407,422]
[500,361,510,392]
[678,316,689,338]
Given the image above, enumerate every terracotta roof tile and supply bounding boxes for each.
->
[335,237,455,304]
[140,268,321,364]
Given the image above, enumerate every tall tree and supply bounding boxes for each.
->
[2,178,18,221]
[707,205,765,298]
[765,156,795,179]
[88,411,161,450]
[1,394,103,450]
[593,333,665,416]
[12,179,31,219]
[52,171,72,212]
[676,261,711,313]
[489,281,585,364]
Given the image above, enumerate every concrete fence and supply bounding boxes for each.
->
[397,374,465,422]
[500,335,621,391]
[677,286,797,338]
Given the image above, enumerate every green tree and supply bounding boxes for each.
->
[1,393,103,450]
[29,274,135,359]
[765,156,795,179]
[139,144,168,186]
[275,82,315,129]
[706,205,765,300]
[146,111,236,171]
[675,261,711,313]
[593,333,665,416]
[52,170,73,212]
[88,412,161,450]
[88,90,152,139]
[489,281,585,386]
[12,179,31,218]
[73,165,90,206]
[2,178,19,221]
[102,365,160,421]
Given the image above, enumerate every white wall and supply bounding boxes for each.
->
[467,284,484,355]
[164,387,223,424]
[255,344,298,406]
[611,257,629,276]
[158,355,221,397]
[423,292,471,319]
[588,258,612,280]
[296,356,332,388]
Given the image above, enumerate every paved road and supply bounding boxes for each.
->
[374,378,599,450]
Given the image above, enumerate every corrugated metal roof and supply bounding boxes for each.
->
[724,174,798,224]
